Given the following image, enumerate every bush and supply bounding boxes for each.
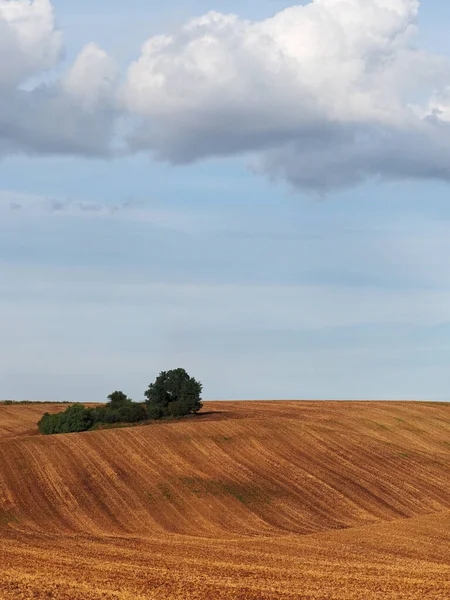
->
[119,402,148,423]
[38,404,94,435]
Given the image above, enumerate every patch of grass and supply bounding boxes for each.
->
[0,511,18,526]
[157,483,174,502]
[178,476,271,505]
[179,477,206,497]
[374,422,390,431]
[209,435,233,443]
[144,491,154,503]
[397,452,409,458]
[222,484,247,504]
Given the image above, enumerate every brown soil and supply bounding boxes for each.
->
[1,400,449,598]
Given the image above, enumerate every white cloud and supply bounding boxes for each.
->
[425,86,450,123]
[2,0,450,190]
[63,43,117,111]
[0,0,62,86]
[0,0,117,157]
[121,0,450,190]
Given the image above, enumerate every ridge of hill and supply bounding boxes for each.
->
[1,400,450,598]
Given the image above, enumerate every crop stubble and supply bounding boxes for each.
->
[0,400,449,599]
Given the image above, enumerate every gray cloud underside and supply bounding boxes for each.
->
[0,88,115,157]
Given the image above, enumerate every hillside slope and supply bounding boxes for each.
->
[0,402,69,439]
[1,400,450,598]
[1,401,450,537]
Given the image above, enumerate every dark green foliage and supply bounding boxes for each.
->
[123,402,148,422]
[38,392,148,435]
[38,369,203,435]
[92,400,148,425]
[146,404,164,420]
[38,404,94,435]
[98,391,147,424]
[62,404,94,433]
[145,368,203,419]
[37,412,59,435]
[2,400,72,405]
[91,405,120,424]
[107,391,131,408]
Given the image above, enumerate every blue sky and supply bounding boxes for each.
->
[2,0,450,401]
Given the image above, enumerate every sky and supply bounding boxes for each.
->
[2,0,450,402]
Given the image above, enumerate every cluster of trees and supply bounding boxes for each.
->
[38,368,203,435]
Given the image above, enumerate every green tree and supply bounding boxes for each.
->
[107,391,131,408]
[144,368,203,419]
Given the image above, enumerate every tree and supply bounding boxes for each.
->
[144,368,203,419]
[107,391,131,408]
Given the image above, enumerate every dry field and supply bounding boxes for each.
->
[1,400,450,599]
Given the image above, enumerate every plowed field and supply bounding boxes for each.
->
[1,400,450,599]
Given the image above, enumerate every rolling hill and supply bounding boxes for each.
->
[1,400,450,598]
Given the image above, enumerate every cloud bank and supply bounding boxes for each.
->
[2,0,450,190]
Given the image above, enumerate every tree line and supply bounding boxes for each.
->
[38,368,203,435]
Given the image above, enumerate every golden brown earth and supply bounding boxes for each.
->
[1,400,450,599]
